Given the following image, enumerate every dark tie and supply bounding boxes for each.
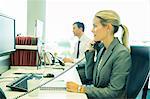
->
[76,41,81,58]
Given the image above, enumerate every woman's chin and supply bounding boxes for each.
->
[94,39,101,42]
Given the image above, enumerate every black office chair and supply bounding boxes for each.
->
[127,45,150,99]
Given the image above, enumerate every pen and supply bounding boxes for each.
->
[52,67,65,70]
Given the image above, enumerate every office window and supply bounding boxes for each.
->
[45,0,150,56]
[0,0,27,36]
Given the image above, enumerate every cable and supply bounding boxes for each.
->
[14,57,85,99]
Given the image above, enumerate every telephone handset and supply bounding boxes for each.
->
[46,52,65,66]
[93,41,101,49]
[92,41,104,51]
[49,53,55,65]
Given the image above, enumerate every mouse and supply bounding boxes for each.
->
[43,73,54,78]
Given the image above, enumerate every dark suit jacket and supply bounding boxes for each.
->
[84,38,132,99]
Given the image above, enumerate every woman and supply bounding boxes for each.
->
[66,10,132,99]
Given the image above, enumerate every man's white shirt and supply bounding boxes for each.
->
[72,33,90,62]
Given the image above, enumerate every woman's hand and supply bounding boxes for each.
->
[66,81,79,92]
[86,40,95,51]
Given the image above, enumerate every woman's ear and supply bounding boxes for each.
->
[106,23,113,31]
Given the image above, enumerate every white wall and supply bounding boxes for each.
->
[27,0,46,38]
[0,0,27,35]
[46,0,150,44]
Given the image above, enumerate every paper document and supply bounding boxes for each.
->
[40,80,66,91]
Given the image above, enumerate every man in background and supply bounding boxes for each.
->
[63,22,90,63]
[63,22,90,84]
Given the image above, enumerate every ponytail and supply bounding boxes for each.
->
[120,24,130,52]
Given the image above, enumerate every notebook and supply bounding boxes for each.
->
[40,80,66,91]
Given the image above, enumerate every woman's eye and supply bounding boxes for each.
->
[93,24,96,28]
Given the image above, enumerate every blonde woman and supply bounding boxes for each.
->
[66,10,132,99]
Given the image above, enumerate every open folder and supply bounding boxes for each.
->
[40,80,66,91]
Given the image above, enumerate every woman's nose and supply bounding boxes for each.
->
[91,28,94,33]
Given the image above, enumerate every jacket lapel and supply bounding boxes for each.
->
[93,47,105,84]
[97,38,119,74]
[99,50,112,70]
[94,38,120,85]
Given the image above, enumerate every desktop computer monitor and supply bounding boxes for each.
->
[0,13,16,56]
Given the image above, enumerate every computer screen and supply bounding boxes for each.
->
[35,19,43,42]
[0,14,15,56]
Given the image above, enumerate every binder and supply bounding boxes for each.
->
[11,36,38,66]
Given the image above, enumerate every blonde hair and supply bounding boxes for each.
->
[95,10,130,51]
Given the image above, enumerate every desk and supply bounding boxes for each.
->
[0,65,87,99]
